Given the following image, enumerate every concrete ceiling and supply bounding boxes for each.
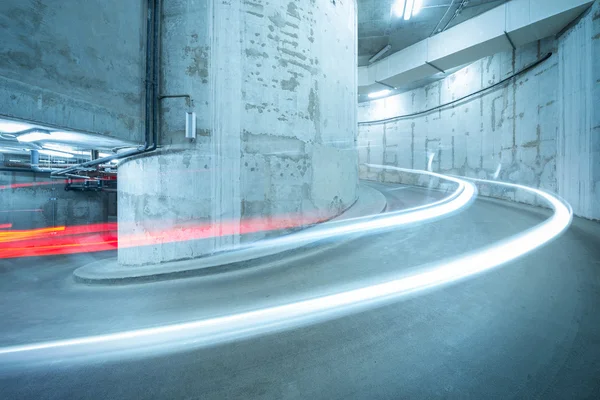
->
[0,118,139,154]
[358,0,511,66]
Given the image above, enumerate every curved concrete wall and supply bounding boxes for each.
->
[358,1,600,220]
[118,0,358,266]
[556,1,600,220]
[359,38,559,206]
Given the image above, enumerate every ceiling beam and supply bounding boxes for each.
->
[358,0,594,95]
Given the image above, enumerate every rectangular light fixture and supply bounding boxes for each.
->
[368,89,392,99]
[17,131,51,143]
[393,0,407,18]
[404,0,415,20]
[394,0,423,21]
[185,112,196,139]
[413,0,423,16]
[0,121,33,134]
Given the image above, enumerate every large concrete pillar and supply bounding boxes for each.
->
[118,0,358,266]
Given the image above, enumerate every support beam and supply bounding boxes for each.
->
[425,61,445,74]
[359,0,593,95]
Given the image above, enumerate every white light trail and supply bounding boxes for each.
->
[0,168,572,365]
[235,165,475,252]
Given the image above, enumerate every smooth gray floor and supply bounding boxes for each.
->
[1,181,599,399]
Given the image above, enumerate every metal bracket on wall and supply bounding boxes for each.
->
[158,94,194,108]
[159,94,196,141]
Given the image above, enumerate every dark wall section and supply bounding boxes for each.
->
[0,0,145,141]
[0,171,108,229]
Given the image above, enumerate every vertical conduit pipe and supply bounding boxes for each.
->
[50,0,161,177]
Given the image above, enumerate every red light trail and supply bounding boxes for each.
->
[0,215,327,259]
[0,179,330,258]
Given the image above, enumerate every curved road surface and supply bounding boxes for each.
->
[1,181,599,399]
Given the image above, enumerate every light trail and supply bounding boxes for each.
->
[0,167,469,259]
[0,167,478,364]
[266,171,469,242]
[0,216,327,258]
[188,166,475,262]
[0,179,92,190]
[0,169,571,366]
[0,212,344,258]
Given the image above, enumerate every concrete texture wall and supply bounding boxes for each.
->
[118,0,358,266]
[0,171,108,229]
[557,1,600,220]
[358,38,559,206]
[358,1,600,220]
[238,0,358,233]
[0,0,145,141]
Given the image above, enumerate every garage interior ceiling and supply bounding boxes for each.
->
[0,118,140,159]
[358,0,510,66]
[0,0,577,151]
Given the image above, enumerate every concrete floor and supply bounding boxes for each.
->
[1,181,599,399]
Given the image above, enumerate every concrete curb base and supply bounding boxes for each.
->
[73,183,387,285]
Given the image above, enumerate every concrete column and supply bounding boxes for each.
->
[118,0,358,266]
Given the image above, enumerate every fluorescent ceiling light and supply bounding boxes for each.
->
[0,121,33,134]
[368,89,392,99]
[37,149,74,159]
[49,131,80,141]
[17,131,51,143]
[413,0,423,15]
[404,0,415,20]
[395,0,422,20]
[393,0,406,18]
